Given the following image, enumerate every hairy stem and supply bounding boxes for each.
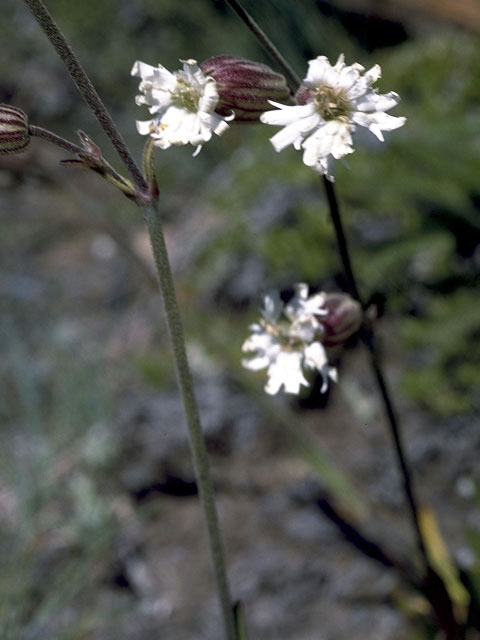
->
[23,0,147,193]
[25,2,236,635]
[142,202,237,640]
[29,125,131,188]
[29,125,84,155]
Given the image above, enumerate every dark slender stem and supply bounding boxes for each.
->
[23,0,147,193]
[315,496,415,578]
[363,329,427,560]
[225,0,429,573]
[226,1,457,632]
[223,0,301,94]
[323,176,428,566]
[323,177,361,301]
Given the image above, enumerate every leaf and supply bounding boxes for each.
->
[420,505,470,617]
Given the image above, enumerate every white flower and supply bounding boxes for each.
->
[131,59,232,155]
[242,284,337,395]
[260,54,406,180]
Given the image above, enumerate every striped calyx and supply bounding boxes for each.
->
[321,293,362,347]
[201,55,292,123]
[0,104,30,155]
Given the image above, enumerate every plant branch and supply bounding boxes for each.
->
[29,125,132,190]
[25,2,236,634]
[221,1,458,633]
[322,176,428,567]
[323,177,361,301]
[29,125,84,155]
[223,0,301,94]
[315,495,415,578]
[141,201,237,640]
[225,0,430,573]
[23,0,147,193]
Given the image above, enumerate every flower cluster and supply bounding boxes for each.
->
[130,55,397,396]
[241,284,338,395]
[131,54,404,179]
[260,54,406,180]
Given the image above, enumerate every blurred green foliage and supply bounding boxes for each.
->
[1,1,479,638]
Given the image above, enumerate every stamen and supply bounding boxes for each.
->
[171,77,200,112]
[313,85,351,120]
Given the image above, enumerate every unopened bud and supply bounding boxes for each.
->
[321,293,362,347]
[201,55,292,122]
[0,104,30,155]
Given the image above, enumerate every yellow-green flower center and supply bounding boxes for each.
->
[172,77,200,112]
[313,85,351,121]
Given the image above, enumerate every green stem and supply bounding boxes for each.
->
[23,0,147,193]
[142,202,237,640]
[25,2,237,636]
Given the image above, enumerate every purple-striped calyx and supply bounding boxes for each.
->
[0,104,30,155]
[201,55,292,123]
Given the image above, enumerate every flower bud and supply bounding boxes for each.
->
[320,293,362,347]
[0,104,30,155]
[201,55,292,122]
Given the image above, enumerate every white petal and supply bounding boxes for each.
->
[286,284,328,319]
[352,111,406,140]
[267,112,322,152]
[131,60,156,78]
[304,292,328,315]
[198,78,220,114]
[135,119,155,135]
[302,120,353,165]
[319,365,338,393]
[261,290,283,323]
[288,316,319,343]
[328,367,338,384]
[355,91,400,113]
[180,58,199,73]
[268,124,303,152]
[198,111,229,138]
[212,116,231,136]
[261,102,316,127]
[265,351,309,395]
[364,63,382,84]
[242,355,271,371]
[337,65,363,93]
[242,331,281,361]
[344,76,370,100]
[304,342,328,370]
[304,343,337,393]
[305,55,348,88]
[285,282,309,316]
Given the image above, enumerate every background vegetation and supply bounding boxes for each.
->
[1,1,479,638]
